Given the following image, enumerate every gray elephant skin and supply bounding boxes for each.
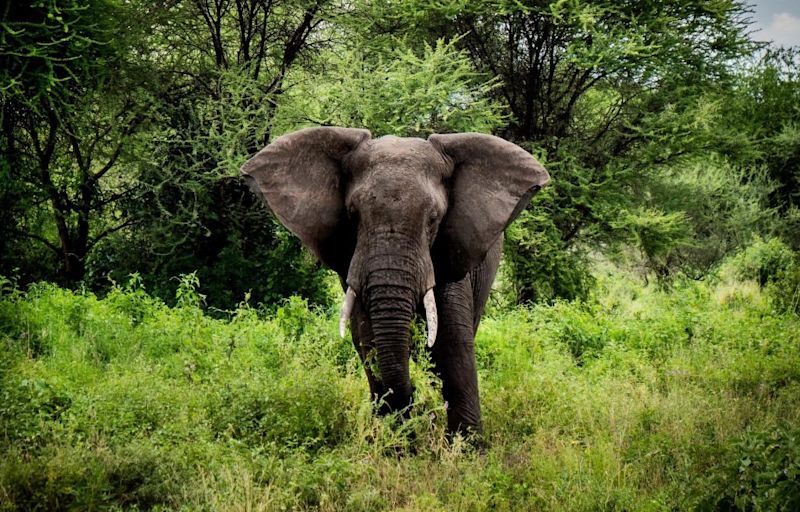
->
[241,127,549,435]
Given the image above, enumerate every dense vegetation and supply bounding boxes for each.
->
[2,0,798,307]
[2,0,800,509]
[1,246,799,510]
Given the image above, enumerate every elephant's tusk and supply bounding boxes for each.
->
[424,289,438,347]
[339,287,357,338]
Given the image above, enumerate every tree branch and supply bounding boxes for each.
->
[90,115,142,183]
[11,229,61,255]
[89,219,139,249]
[64,117,88,173]
[95,186,139,208]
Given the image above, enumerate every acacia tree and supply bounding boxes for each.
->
[273,39,506,137]
[93,0,346,307]
[713,49,800,208]
[356,0,755,301]
[1,0,153,284]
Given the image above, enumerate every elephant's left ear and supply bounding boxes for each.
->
[428,133,550,282]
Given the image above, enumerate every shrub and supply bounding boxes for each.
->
[0,442,186,511]
[634,159,777,280]
[0,377,71,448]
[723,236,797,286]
[614,207,694,281]
[207,367,352,452]
[1,272,799,510]
[503,205,596,304]
[720,237,800,314]
[695,426,800,511]
[767,265,800,315]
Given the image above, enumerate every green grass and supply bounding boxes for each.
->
[1,272,799,511]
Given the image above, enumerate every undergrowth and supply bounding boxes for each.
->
[1,269,799,511]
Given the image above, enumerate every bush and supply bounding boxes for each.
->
[1,274,800,510]
[0,442,186,511]
[207,368,351,452]
[628,159,777,281]
[503,205,596,304]
[767,265,800,315]
[695,426,800,511]
[0,377,71,448]
[723,236,797,286]
[614,207,695,281]
[720,237,800,314]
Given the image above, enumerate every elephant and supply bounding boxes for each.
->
[240,127,549,435]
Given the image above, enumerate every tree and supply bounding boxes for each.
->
[709,49,800,248]
[1,0,152,285]
[1,0,788,308]
[273,39,506,137]
[87,0,345,308]
[352,0,756,300]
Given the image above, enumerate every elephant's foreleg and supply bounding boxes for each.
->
[430,278,482,435]
[429,238,501,435]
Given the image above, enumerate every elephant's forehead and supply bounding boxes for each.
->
[352,137,449,174]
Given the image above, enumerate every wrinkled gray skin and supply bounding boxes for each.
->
[241,127,549,435]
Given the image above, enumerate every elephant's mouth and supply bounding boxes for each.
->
[339,286,438,347]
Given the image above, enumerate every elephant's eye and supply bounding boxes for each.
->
[347,204,357,218]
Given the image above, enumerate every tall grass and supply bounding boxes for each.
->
[1,271,799,510]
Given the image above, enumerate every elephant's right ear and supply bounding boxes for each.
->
[240,127,371,274]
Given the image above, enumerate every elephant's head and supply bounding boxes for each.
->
[241,127,548,412]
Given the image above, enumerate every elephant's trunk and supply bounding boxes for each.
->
[348,233,435,416]
[365,279,416,415]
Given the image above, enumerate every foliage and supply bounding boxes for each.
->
[721,237,800,315]
[1,267,800,509]
[2,0,797,307]
[769,265,800,316]
[0,0,122,107]
[695,426,800,511]
[614,207,695,281]
[620,159,779,281]
[722,236,798,286]
[274,39,506,137]
[75,0,343,309]
[503,200,596,303]
[711,48,800,212]
[0,0,156,285]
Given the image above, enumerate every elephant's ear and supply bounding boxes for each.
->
[428,133,549,282]
[241,127,371,274]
